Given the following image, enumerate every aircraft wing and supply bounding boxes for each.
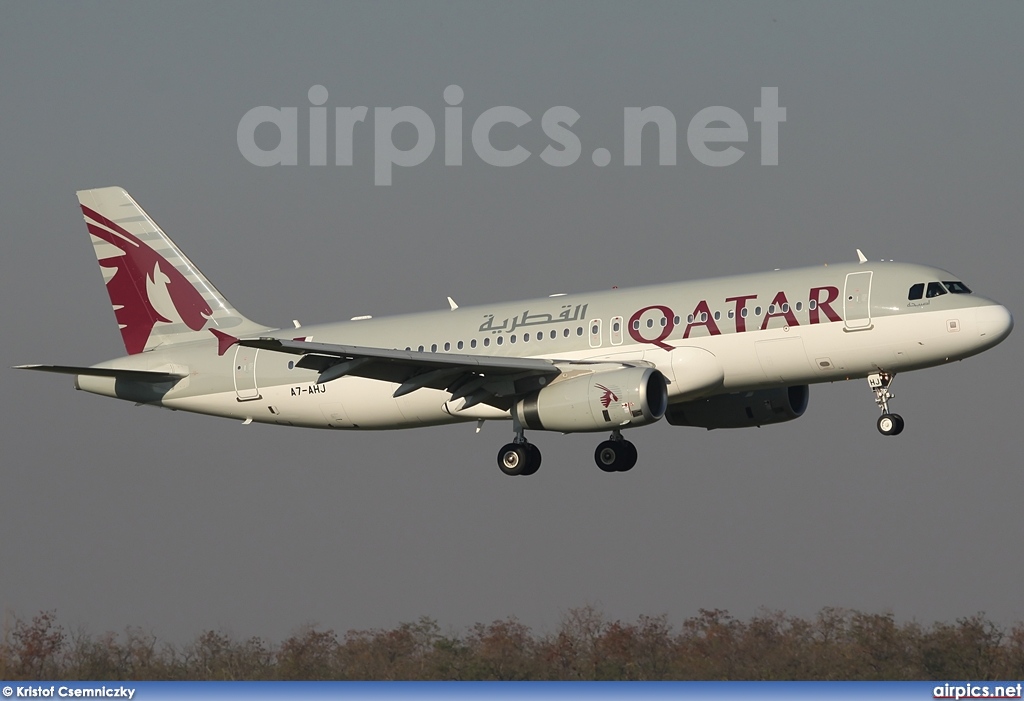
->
[239,337,613,409]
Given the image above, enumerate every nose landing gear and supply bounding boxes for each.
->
[868,372,904,436]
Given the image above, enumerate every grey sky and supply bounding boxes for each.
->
[1,2,1021,644]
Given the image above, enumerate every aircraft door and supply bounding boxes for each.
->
[233,346,261,400]
[610,316,623,345]
[589,318,602,348]
[844,271,873,330]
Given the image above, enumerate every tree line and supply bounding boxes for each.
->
[2,605,1023,680]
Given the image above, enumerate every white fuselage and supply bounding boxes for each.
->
[76,260,1013,432]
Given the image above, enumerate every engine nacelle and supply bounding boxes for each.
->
[513,366,668,433]
[665,385,809,429]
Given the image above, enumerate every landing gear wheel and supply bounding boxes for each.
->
[497,442,542,476]
[877,413,905,436]
[522,444,542,476]
[595,440,638,472]
[497,443,529,476]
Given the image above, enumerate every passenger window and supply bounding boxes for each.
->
[943,281,972,294]
[908,283,924,300]
[926,281,947,298]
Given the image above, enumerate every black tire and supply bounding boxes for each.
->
[877,414,902,436]
[595,440,627,472]
[521,443,542,476]
[617,440,638,472]
[497,443,529,476]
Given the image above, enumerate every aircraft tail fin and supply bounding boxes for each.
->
[77,187,268,355]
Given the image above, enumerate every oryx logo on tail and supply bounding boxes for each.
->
[81,204,212,354]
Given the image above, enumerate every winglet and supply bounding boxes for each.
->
[856,249,868,264]
[210,328,239,356]
[447,296,459,311]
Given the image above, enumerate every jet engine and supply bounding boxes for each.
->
[665,385,809,429]
[513,366,668,433]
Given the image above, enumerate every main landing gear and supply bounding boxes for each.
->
[594,431,637,473]
[496,419,542,476]
[868,371,905,436]
[496,424,638,476]
[497,440,542,476]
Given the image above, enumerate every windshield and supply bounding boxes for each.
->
[943,281,972,294]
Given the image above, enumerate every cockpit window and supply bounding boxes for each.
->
[926,281,948,298]
[943,281,972,294]
[908,283,924,300]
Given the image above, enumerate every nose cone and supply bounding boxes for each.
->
[976,304,1013,346]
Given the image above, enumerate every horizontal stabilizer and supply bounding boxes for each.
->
[14,364,186,383]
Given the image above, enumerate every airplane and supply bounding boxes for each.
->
[16,187,1013,476]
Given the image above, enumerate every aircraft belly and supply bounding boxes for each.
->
[755,337,812,383]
